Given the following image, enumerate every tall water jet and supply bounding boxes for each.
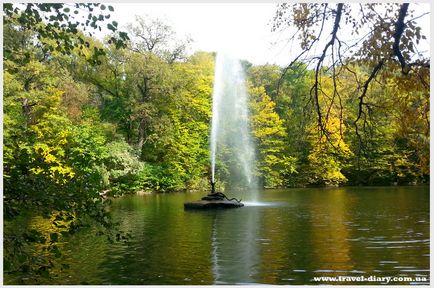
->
[184,52,257,209]
[210,52,257,195]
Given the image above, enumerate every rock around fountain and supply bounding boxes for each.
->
[184,52,256,210]
[184,180,244,209]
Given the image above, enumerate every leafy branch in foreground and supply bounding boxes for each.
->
[273,3,429,149]
[3,3,129,64]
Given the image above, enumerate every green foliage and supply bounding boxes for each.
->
[3,4,429,283]
[3,16,120,278]
[247,60,428,187]
[102,140,145,195]
[3,3,129,63]
[249,86,297,187]
[3,62,112,278]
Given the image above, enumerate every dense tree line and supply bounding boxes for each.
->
[248,62,429,187]
[267,2,429,187]
[3,3,429,282]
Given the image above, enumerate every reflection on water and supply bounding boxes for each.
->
[5,186,430,285]
[242,201,278,207]
[210,206,261,284]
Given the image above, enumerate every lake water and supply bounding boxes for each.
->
[6,186,430,285]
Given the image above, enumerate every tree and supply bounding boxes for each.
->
[86,16,193,154]
[249,86,297,187]
[127,15,192,63]
[3,6,133,279]
[341,65,429,185]
[273,3,429,146]
[3,3,129,64]
[3,58,114,277]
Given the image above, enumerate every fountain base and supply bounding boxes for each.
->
[184,192,244,210]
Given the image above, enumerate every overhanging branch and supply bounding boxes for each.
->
[392,3,409,73]
[312,3,343,137]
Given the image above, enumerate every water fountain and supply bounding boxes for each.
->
[184,52,256,209]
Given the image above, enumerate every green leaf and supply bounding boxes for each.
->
[51,246,62,258]
[50,233,59,242]
[39,267,49,277]
[18,255,27,263]
[4,260,11,271]
[107,23,115,32]
[108,5,114,12]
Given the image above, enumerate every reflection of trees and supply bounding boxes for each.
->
[257,189,354,283]
[345,186,430,278]
[308,190,353,273]
[97,194,214,284]
[256,199,313,283]
[257,206,294,283]
[8,188,428,284]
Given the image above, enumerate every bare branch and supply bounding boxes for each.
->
[405,12,429,24]
[392,3,410,73]
[353,59,384,159]
[277,4,328,95]
[354,60,384,125]
[312,3,343,137]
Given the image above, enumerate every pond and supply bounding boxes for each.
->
[7,186,430,285]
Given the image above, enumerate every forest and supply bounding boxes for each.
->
[3,3,429,281]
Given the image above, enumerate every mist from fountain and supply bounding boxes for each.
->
[210,52,257,200]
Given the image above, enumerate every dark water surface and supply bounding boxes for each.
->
[8,186,430,285]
